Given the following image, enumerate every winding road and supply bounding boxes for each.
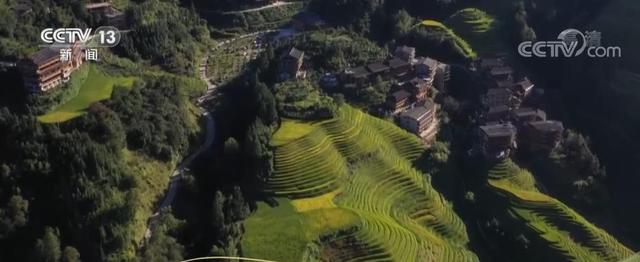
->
[144,27,297,243]
[222,1,297,14]
[144,57,217,241]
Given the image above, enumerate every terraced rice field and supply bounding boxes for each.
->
[486,160,635,262]
[445,8,505,54]
[419,20,477,59]
[244,106,478,261]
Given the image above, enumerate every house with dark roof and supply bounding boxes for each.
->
[415,57,438,77]
[279,47,305,81]
[405,78,431,103]
[399,100,438,142]
[486,105,511,122]
[493,79,515,90]
[511,107,546,126]
[434,63,451,90]
[521,120,564,153]
[512,77,535,98]
[387,89,412,114]
[478,57,504,71]
[341,66,370,86]
[489,66,514,80]
[388,57,412,77]
[394,45,416,62]
[477,122,518,159]
[485,88,513,107]
[367,62,390,79]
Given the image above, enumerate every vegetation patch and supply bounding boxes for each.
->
[242,198,358,262]
[274,81,338,120]
[38,64,136,124]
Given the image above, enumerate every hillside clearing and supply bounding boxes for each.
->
[38,64,136,123]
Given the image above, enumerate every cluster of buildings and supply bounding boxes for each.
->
[332,45,450,143]
[277,45,447,144]
[359,46,450,143]
[474,55,564,160]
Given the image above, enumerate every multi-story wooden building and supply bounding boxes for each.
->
[399,100,438,142]
[511,107,546,126]
[19,43,84,92]
[477,123,518,159]
[415,57,438,77]
[279,47,305,80]
[485,88,513,107]
[434,63,451,90]
[521,120,564,153]
[394,45,416,62]
[387,89,412,114]
[488,66,514,81]
[405,77,431,103]
[512,77,535,98]
[388,57,412,77]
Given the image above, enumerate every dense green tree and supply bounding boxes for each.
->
[31,227,61,262]
[0,195,28,238]
[61,246,81,262]
[140,210,185,262]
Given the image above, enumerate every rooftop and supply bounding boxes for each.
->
[490,66,514,76]
[488,105,510,114]
[495,79,515,89]
[395,45,415,55]
[487,88,511,96]
[389,89,411,102]
[480,57,503,68]
[514,77,534,91]
[528,120,564,132]
[416,57,438,69]
[388,57,410,69]
[401,101,435,121]
[287,47,304,60]
[367,62,389,73]
[513,107,545,119]
[480,123,517,138]
[28,46,61,66]
[351,66,370,78]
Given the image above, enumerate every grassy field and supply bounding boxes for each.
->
[485,160,635,261]
[243,106,478,261]
[38,64,136,123]
[420,19,477,59]
[242,198,360,262]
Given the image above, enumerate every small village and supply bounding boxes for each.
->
[276,43,565,161]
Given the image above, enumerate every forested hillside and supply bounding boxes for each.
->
[0,0,209,261]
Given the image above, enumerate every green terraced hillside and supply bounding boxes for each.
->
[419,20,477,59]
[243,106,478,262]
[485,160,635,262]
[446,8,505,54]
